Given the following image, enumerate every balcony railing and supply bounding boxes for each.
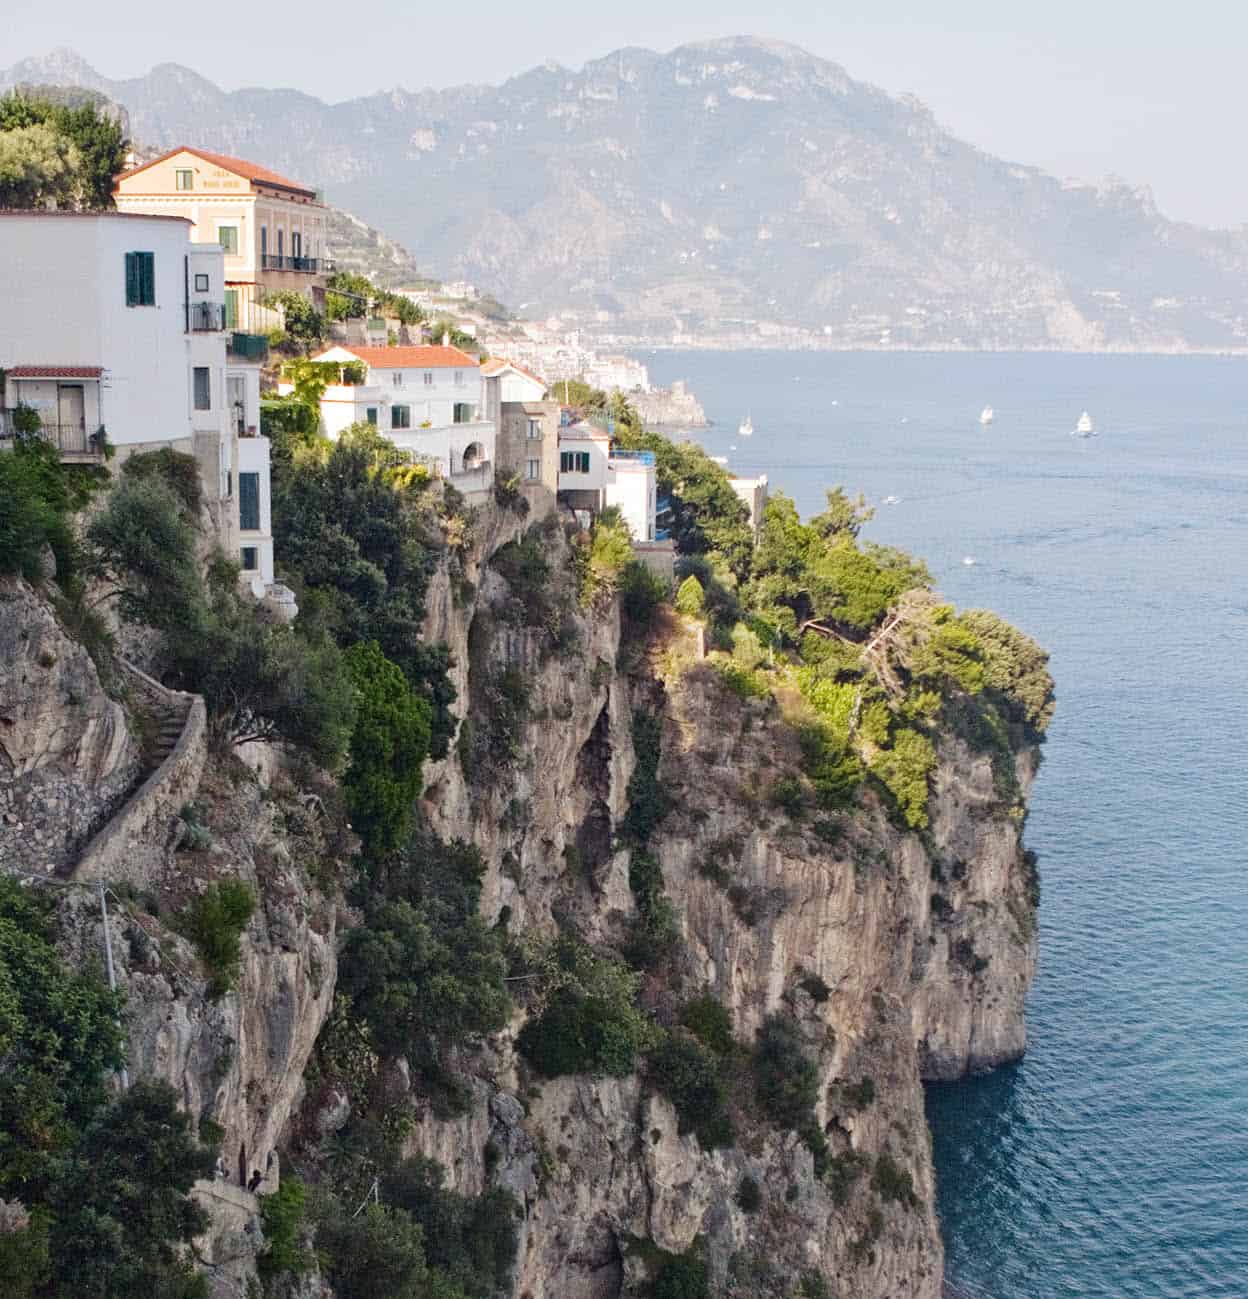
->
[259,254,334,274]
[0,419,103,457]
[608,449,656,466]
[187,301,225,332]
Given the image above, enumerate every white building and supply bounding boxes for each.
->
[304,344,495,493]
[728,473,770,540]
[583,354,651,394]
[556,420,657,541]
[0,210,274,589]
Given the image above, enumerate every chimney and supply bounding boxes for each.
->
[442,330,450,347]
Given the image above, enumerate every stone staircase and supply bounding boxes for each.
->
[143,691,194,780]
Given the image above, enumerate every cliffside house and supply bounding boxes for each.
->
[0,210,277,595]
[556,416,659,544]
[481,358,559,497]
[113,146,330,342]
[728,473,770,539]
[298,343,496,494]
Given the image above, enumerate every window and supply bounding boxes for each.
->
[124,251,155,306]
[239,473,260,531]
[194,272,209,292]
[453,402,474,424]
[260,226,267,257]
[527,418,542,440]
[423,371,433,386]
[276,229,284,258]
[526,458,541,481]
[561,450,590,474]
[192,367,211,411]
[365,407,378,425]
[176,168,193,191]
[391,405,411,429]
[454,370,464,386]
[392,372,403,387]
[217,226,239,255]
[240,546,258,572]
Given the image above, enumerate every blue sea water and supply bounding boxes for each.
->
[641,350,1248,1298]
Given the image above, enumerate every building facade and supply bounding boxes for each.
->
[114,147,329,332]
[556,419,658,541]
[482,359,559,497]
[301,344,496,494]
[0,210,275,590]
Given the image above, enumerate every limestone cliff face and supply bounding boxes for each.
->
[396,506,1042,1299]
[0,577,139,873]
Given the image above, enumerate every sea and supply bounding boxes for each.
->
[640,350,1248,1299]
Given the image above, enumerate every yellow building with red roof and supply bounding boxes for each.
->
[114,146,329,330]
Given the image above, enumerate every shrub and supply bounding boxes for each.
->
[869,727,937,829]
[769,776,805,815]
[647,1032,734,1150]
[825,1151,868,1206]
[652,1249,709,1299]
[753,1014,820,1133]
[840,1077,876,1109]
[678,996,735,1057]
[0,438,79,581]
[621,710,670,845]
[258,1178,312,1281]
[872,1152,919,1209]
[960,609,1055,734]
[673,574,705,617]
[316,1202,428,1299]
[120,447,203,517]
[178,881,256,995]
[734,1175,763,1213]
[518,988,647,1079]
[619,560,668,641]
[712,659,770,700]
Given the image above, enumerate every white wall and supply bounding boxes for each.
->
[237,436,274,587]
[0,213,195,447]
[557,426,610,493]
[605,459,657,542]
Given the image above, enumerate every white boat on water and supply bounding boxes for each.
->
[1074,411,1096,437]
[738,413,754,438]
[980,406,995,426]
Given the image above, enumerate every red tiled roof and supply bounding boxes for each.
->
[330,345,481,370]
[114,146,317,197]
[7,365,103,378]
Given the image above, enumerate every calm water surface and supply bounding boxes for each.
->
[642,351,1248,1298]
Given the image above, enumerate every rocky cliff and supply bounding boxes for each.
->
[0,494,1043,1299]
[387,504,1039,1298]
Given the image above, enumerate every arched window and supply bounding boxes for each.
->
[462,442,486,471]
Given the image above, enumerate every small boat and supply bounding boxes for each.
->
[738,413,754,438]
[980,406,994,426]
[881,494,901,506]
[962,556,976,566]
[1073,411,1095,437]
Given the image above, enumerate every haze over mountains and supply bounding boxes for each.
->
[6,38,1248,351]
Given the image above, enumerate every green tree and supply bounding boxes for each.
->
[177,881,256,996]
[0,878,124,1201]
[0,92,127,208]
[0,122,81,207]
[343,640,433,859]
[262,291,325,350]
[46,1081,214,1299]
[316,1202,429,1299]
[960,609,1055,734]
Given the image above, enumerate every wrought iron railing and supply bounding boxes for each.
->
[259,254,334,273]
[187,301,225,332]
[0,421,103,456]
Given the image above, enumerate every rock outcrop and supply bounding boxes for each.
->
[0,577,139,874]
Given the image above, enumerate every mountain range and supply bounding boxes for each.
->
[5,39,1248,351]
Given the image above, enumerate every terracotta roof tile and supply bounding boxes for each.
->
[328,345,481,370]
[115,147,317,197]
[7,365,103,378]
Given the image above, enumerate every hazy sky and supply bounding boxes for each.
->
[10,0,1242,227]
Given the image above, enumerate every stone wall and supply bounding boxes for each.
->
[74,664,207,885]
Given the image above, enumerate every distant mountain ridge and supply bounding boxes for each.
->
[6,40,1248,350]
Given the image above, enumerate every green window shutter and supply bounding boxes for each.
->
[239,473,260,531]
[140,252,155,305]
[125,252,139,305]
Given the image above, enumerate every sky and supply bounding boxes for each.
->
[7,0,1243,227]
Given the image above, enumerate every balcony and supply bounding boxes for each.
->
[259,254,334,274]
[187,301,225,332]
[0,415,104,459]
[608,449,656,466]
